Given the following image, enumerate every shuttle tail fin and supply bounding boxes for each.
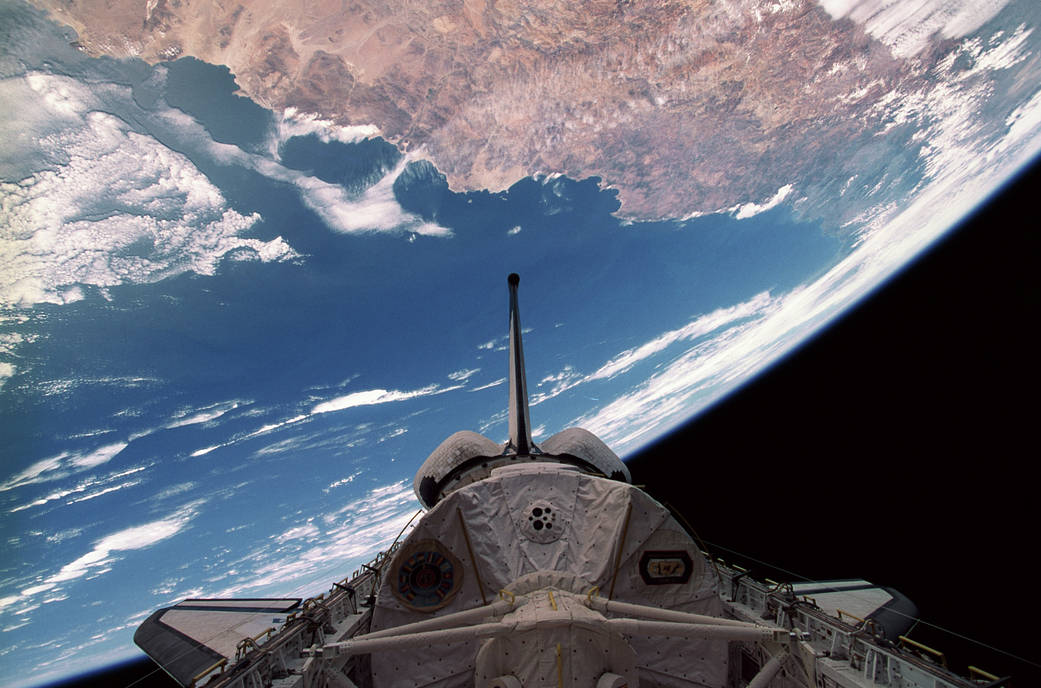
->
[507,273,537,456]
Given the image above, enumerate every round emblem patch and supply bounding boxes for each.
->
[392,540,463,611]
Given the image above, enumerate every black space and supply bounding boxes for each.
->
[49,159,1039,688]
[627,157,1040,684]
[40,655,174,688]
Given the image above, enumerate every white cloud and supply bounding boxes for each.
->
[158,106,451,237]
[0,454,68,492]
[189,414,309,457]
[252,415,309,435]
[0,443,128,493]
[252,431,329,457]
[29,376,160,401]
[51,503,201,583]
[447,368,480,382]
[166,401,242,429]
[0,361,16,389]
[470,377,507,392]
[574,293,785,451]
[587,294,774,382]
[151,482,197,501]
[9,464,148,514]
[815,0,1011,58]
[210,481,418,598]
[46,528,84,545]
[0,328,27,354]
[69,443,128,470]
[310,383,461,415]
[293,158,452,237]
[530,366,584,406]
[475,330,526,352]
[15,501,203,608]
[65,479,143,505]
[324,472,361,493]
[489,293,776,424]
[377,427,408,443]
[730,184,793,219]
[271,107,380,156]
[1006,87,1041,141]
[275,523,319,544]
[0,73,300,307]
[847,23,1039,245]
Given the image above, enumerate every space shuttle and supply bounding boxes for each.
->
[134,274,995,688]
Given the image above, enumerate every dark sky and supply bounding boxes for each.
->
[49,159,1040,688]
[627,157,1040,683]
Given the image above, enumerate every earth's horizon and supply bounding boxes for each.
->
[2,0,1040,686]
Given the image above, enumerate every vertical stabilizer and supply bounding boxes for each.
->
[507,273,536,455]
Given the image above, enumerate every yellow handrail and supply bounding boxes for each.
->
[968,665,999,681]
[837,609,866,624]
[898,635,947,668]
[236,630,274,661]
[556,643,564,688]
[837,609,879,635]
[189,658,227,687]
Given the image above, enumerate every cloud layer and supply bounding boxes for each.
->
[816,0,1011,58]
[202,481,418,599]
[311,383,460,415]
[1,499,203,613]
[0,73,299,308]
[156,87,452,238]
[0,64,455,313]
[0,442,128,493]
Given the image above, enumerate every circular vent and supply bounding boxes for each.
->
[523,502,562,543]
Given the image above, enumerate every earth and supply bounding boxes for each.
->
[1,0,1039,686]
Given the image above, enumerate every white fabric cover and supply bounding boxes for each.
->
[372,464,725,688]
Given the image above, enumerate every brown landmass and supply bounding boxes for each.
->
[30,0,925,219]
